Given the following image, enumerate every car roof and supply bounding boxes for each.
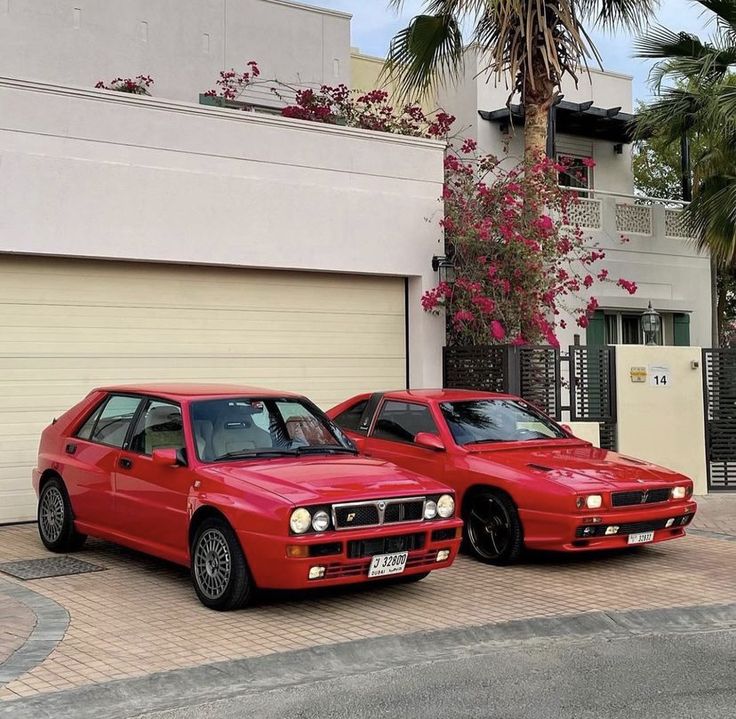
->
[382,389,517,402]
[95,383,300,400]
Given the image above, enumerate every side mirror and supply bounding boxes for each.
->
[560,424,573,436]
[414,432,446,452]
[151,448,180,467]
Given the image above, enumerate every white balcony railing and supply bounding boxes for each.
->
[560,187,692,240]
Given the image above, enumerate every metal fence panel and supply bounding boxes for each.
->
[703,348,736,491]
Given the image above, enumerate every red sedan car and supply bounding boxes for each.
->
[33,384,462,610]
[328,389,697,565]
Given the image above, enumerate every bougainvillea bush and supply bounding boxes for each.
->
[203,61,261,101]
[422,146,637,347]
[95,75,154,95]
[282,84,455,139]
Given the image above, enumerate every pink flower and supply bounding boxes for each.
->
[461,138,478,154]
[491,320,506,341]
[453,309,475,325]
[583,275,594,288]
[617,278,638,295]
[582,157,596,168]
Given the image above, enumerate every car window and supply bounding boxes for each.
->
[129,400,185,455]
[333,400,368,433]
[190,397,344,461]
[372,401,438,444]
[75,402,105,440]
[439,399,566,445]
[89,395,142,448]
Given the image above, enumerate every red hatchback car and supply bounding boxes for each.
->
[33,384,462,610]
[328,389,697,565]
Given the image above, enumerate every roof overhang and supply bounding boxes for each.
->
[479,100,641,144]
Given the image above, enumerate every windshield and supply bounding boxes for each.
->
[190,397,354,461]
[440,399,566,446]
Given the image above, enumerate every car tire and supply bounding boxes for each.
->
[191,517,254,611]
[464,489,523,565]
[37,477,87,553]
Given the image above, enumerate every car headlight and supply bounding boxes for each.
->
[437,494,455,518]
[577,494,603,510]
[312,510,330,532]
[290,508,311,534]
[671,486,687,500]
[424,500,438,519]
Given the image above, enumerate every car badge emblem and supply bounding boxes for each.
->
[346,512,356,522]
[378,501,386,510]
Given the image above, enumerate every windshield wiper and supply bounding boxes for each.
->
[214,449,298,461]
[293,445,357,455]
[463,438,507,446]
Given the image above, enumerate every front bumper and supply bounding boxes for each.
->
[519,499,698,552]
[238,518,463,590]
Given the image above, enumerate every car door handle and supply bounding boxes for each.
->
[65,443,77,455]
[119,458,133,470]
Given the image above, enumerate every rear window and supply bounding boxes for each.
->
[333,400,368,433]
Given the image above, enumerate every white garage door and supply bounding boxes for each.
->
[0,256,407,523]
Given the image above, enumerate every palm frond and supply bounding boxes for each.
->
[383,13,465,100]
[579,0,658,31]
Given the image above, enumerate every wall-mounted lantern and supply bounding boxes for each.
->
[641,301,662,346]
[431,254,456,285]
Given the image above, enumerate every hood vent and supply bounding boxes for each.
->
[527,463,554,472]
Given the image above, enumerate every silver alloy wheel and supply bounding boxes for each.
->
[193,529,232,600]
[39,486,65,544]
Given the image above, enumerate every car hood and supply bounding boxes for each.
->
[201,455,448,505]
[468,441,689,491]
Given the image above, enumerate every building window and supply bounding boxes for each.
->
[603,311,666,346]
[558,155,593,195]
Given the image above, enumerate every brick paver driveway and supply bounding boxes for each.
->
[1,495,735,703]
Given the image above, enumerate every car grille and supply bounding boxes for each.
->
[332,497,426,530]
[575,513,693,538]
[611,488,672,507]
[347,533,425,559]
[323,549,438,578]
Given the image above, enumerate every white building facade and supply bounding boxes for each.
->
[437,49,712,350]
[0,0,446,523]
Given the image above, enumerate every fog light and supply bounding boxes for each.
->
[286,545,309,558]
[665,518,675,528]
[605,526,619,535]
[436,549,450,562]
[581,526,595,536]
[308,566,326,580]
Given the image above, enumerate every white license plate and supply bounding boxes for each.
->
[627,531,655,545]
[368,551,408,578]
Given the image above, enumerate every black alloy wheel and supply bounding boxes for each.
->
[37,477,87,552]
[465,490,523,565]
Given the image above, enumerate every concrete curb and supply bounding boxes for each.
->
[3,601,736,719]
[0,580,69,685]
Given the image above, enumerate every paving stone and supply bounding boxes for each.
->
[0,558,105,581]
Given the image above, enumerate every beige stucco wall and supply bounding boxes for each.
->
[566,422,601,447]
[615,345,707,494]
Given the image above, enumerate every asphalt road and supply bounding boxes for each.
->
[135,629,736,719]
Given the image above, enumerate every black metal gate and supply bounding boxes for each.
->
[568,346,617,450]
[703,348,736,491]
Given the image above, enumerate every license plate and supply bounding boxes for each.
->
[368,551,408,578]
[627,531,655,545]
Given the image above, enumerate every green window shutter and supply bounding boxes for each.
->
[586,310,606,346]
[673,313,690,346]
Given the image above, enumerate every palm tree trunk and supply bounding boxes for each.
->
[524,101,548,164]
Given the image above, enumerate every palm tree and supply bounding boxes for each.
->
[633,0,736,344]
[384,0,658,164]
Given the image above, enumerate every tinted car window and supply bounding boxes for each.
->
[89,395,142,448]
[440,399,566,445]
[129,401,185,455]
[372,401,438,444]
[333,400,368,433]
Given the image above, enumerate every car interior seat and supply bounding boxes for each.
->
[211,406,273,457]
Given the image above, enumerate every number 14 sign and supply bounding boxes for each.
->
[649,365,672,387]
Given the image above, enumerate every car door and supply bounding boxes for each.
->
[363,399,446,482]
[62,394,144,529]
[114,398,193,558]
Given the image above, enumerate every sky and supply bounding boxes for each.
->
[316,0,717,103]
